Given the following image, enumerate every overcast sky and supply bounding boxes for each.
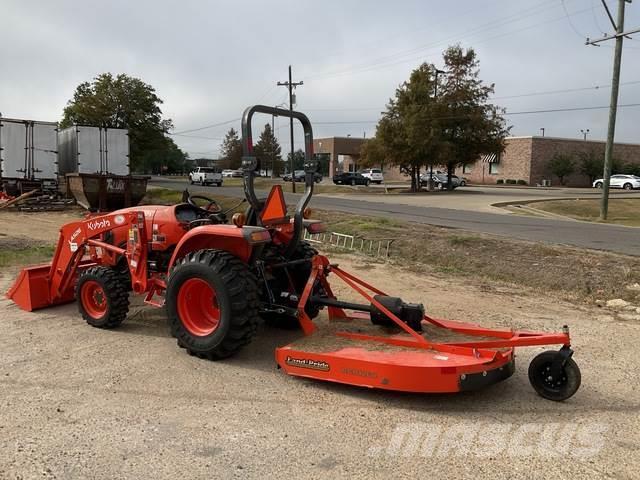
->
[2,0,639,158]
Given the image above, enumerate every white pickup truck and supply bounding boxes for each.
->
[189,167,223,186]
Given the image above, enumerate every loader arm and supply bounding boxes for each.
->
[7,211,147,311]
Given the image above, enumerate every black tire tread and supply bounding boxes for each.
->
[76,266,130,329]
[528,351,581,401]
[168,249,260,360]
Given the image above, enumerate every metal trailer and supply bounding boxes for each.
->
[0,118,59,194]
[58,126,129,176]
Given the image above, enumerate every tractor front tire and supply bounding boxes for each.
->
[166,249,260,360]
[76,266,130,329]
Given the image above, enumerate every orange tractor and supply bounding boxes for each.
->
[7,106,581,401]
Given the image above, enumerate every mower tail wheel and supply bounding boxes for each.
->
[76,266,130,329]
[528,350,581,401]
[166,249,260,360]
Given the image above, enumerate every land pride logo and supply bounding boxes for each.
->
[285,356,330,372]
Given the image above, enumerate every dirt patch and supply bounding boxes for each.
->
[0,252,638,479]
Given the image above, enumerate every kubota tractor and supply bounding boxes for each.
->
[7,105,582,401]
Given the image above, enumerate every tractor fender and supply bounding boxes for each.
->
[168,225,271,269]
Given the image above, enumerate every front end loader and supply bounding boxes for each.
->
[6,105,581,401]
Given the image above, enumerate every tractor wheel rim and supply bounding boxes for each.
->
[81,280,107,318]
[177,278,220,336]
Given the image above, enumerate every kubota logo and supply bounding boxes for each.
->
[87,219,111,231]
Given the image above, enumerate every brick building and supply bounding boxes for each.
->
[313,137,364,177]
[456,136,640,187]
[313,136,407,181]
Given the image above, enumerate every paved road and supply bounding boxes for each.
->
[152,178,640,256]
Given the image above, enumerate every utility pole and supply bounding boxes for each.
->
[429,68,447,191]
[277,66,303,193]
[587,0,638,220]
[540,127,545,137]
[271,114,275,178]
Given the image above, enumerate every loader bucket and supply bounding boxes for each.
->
[6,264,72,312]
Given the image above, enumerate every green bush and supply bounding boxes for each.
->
[506,179,517,184]
[496,179,504,184]
[517,179,527,185]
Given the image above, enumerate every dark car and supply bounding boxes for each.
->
[333,172,370,186]
[283,170,323,183]
[419,173,460,189]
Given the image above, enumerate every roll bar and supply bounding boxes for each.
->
[240,105,317,257]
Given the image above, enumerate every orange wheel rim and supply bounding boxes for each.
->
[81,280,107,318]
[177,278,220,336]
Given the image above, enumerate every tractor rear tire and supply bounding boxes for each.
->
[166,249,260,360]
[76,266,130,329]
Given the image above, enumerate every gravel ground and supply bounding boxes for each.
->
[1,253,638,479]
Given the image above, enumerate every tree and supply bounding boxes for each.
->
[359,137,387,170]
[548,153,575,185]
[375,63,441,191]
[220,128,243,170]
[286,149,306,172]
[254,123,282,176]
[579,149,604,184]
[437,46,510,189]
[372,46,508,192]
[60,73,186,173]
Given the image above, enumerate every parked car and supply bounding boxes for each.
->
[420,173,460,189]
[221,169,235,177]
[231,169,244,178]
[333,171,370,186]
[282,170,323,183]
[593,174,640,190]
[360,168,384,184]
[189,167,223,186]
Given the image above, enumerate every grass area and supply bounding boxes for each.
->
[533,198,640,226]
[0,244,56,267]
[313,209,640,304]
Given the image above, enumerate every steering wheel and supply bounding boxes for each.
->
[187,194,221,214]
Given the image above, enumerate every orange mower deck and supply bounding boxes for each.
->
[275,255,572,395]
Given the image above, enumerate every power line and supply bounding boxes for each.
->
[311,103,640,125]
[303,79,640,113]
[169,132,223,140]
[562,0,588,38]
[304,1,560,81]
[172,118,240,135]
[304,2,592,82]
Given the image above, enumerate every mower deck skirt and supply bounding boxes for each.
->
[276,330,515,393]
